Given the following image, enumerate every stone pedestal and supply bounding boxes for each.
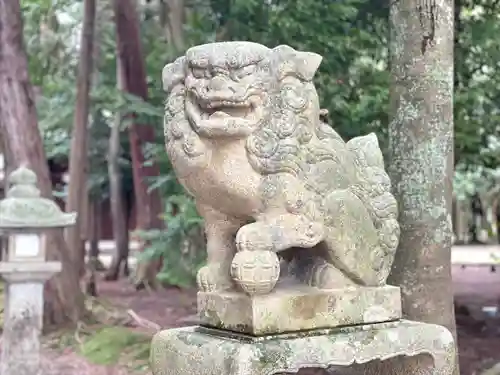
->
[0,261,62,375]
[150,320,455,375]
[198,285,402,335]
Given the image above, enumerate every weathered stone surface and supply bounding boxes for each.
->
[0,166,76,229]
[162,41,400,300]
[0,281,44,375]
[481,362,500,375]
[198,285,402,335]
[0,167,70,375]
[149,320,456,375]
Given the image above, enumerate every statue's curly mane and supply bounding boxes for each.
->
[245,80,346,195]
[163,53,346,194]
[164,81,208,160]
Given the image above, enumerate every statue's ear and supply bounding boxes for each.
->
[162,56,187,93]
[271,45,322,81]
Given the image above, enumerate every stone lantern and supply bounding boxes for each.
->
[0,166,76,375]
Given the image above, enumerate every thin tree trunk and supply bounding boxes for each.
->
[88,198,104,268]
[0,129,11,263]
[105,80,131,281]
[160,0,185,51]
[104,195,131,281]
[83,197,101,297]
[451,194,457,242]
[469,193,484,244]
[113,0,162,289]
[387,0,459,374]
[65,0,97,277]
[0,0,86,326]
[496,198,500,244]
[80,170,90,252]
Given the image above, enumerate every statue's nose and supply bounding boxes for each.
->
[208,76,228,91]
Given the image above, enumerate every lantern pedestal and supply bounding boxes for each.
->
[0,261,62,375]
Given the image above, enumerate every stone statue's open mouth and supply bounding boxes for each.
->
[186,93,263,136]
[203,100,253,120]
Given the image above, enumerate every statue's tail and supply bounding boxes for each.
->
[346,133,400,275]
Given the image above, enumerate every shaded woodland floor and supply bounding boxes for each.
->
[28,261,500,374]
[453,265,500,374]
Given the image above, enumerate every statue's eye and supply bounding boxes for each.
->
[235,65,256,78]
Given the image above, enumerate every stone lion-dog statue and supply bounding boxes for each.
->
[162,41,400,296]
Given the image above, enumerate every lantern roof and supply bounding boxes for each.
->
[0,166,76,230]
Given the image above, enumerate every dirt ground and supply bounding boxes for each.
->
[38,263,500,375]
[453,265,500,375]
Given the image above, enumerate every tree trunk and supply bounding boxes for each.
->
[113,0,163,289]
[451,194,457,243]
[0,0,86,327]
[65,0,97,277]
[83,197,101,297]
[387,0,459,374]
[105,82,131,282]
[104,194,131,281]
[496,198,500,244]
[469,193,484,244]
[0,128,11,263]
[88,198,104,269]
[160,0,185,51]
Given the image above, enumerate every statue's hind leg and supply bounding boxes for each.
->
[287,246,358,288]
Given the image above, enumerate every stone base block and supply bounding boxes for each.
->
[198,285,402,335]
[150,320,456,375]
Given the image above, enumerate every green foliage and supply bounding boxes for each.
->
[204,0,389,142]
[454,0,500,199]
[136,195,205,287]
[78,326,150,368]
[21,0,500,283]
[454,165,500,201]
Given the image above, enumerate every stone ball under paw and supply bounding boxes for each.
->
[230,250,280,295]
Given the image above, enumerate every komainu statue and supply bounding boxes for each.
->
[162,41,400,299]
[151,43,456,375]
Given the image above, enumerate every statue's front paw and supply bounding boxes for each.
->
[236,217,325,254]
[236,223,273,253]
[196,265,233,292]
[296,220,325,247]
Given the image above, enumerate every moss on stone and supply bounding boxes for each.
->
[78,326,150,368]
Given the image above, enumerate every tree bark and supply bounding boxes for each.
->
[113,0,163,289]
[160,0,185,51]
[105,81,131,281]
[104,192,131,281]
[0,128,11,263]
[469,193,484,244]
[496,198,500,244]
[88,198,103,268]
[389,0,459,374]
[65,0,97,277]
[84,197,101,297]
[388,0,459,373]
[0,0,86,327]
